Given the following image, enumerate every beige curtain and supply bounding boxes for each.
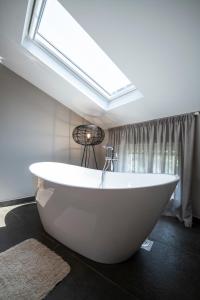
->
[108,113,196,227]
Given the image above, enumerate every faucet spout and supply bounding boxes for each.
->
[100,145,118,188]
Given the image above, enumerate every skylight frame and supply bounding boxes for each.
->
[28,0,136,101]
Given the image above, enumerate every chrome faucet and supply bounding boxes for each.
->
[100,145,118,188]
[103,145,118,172]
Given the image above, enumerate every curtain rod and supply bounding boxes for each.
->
[109,111,200,131]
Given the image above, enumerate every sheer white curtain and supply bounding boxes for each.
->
[108,114,195,227]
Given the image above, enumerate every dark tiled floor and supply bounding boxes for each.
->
[0,202,200,299]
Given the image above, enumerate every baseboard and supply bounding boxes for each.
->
[0,196,35,207]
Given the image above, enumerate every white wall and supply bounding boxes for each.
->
[0,65,91,201]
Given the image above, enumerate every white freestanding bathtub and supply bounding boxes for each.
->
[29,162,179,264]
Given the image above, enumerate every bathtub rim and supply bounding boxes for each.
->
[29,161,179,191]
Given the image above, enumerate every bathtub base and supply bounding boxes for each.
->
[42,223,140,264]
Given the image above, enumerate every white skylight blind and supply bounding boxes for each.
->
[31,0,135,100]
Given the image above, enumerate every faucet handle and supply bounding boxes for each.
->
[102,144,114,150]
[103,144,114,160]
[113,152,118,160]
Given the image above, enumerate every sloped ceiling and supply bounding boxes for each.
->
[0,0,200,129]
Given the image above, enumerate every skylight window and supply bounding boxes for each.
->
[29,0,135,100]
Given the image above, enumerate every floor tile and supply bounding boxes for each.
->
[1,201,200,300]
[9,202,44,233]
[46,246,137,300]
[0,203,58,253]
[75,240,200,300]
[150,216,200,255]
[0,205,24,229]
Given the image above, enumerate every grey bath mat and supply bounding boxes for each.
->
[0,239,70,299]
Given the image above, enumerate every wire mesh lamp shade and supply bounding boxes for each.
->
[72,124,105,168]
